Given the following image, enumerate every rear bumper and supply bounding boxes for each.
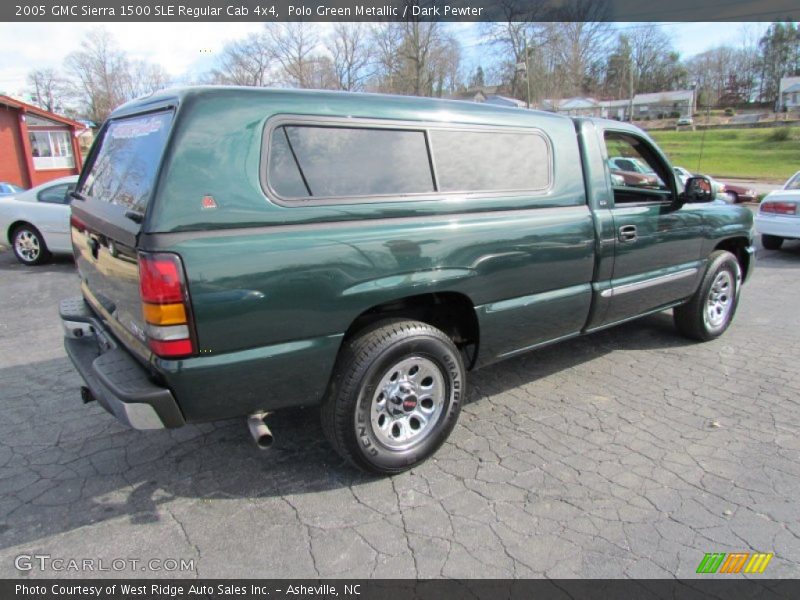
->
[755,215,800,240]
[60,297,185,430]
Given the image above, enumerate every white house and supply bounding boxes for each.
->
[449,88,527,109]
[599,99,631,121]
[778,76,800,111]
[631,90,696,119]
[538,97,601,117]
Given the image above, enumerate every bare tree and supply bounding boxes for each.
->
[125,61,170,98]
[327,22,372,91]
[430,33,462,97]
[735,24,761,102]
[398,21,435,96]
[208,32,274,86]
[369,22,462,97]
[305,55,339,90]
[64,28,170,123]
[64,29,128,122]
[687,46,738,106]
[627,25,679,93]
[480,0,543,99]
[551,21,614,97]
[267,23,319,88]
[27,68,65,112]
[370,23,404,93]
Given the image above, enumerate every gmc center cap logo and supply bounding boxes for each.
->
[402,397,418,411]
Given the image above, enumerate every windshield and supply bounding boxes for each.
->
[785,172,800,190]
[79,110,173,214]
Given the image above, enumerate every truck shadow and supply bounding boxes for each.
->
[0,251,74,274]
[755,243,800,267]
[0,311,695,552]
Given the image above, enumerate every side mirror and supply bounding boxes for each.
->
[681,176,714,203]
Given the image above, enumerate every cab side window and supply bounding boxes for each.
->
[604,132,673,204]
[269,125,434,199]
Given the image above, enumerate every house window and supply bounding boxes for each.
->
[28,130,75,170]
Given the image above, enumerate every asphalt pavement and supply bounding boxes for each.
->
[0,239,798,579]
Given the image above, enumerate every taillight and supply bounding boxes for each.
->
[69,215,86,231]
[138,252,195,358]
[761,202,797,215]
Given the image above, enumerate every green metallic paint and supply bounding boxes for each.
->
[152,333,343,422]
[143,88,585,232]
[701,204,755,255]
[169,204,595,355]
[74,88,755,423]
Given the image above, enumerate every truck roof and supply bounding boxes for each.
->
[110,85,573,128]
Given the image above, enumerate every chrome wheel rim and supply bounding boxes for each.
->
[370,356,446,450]
[14,230,40,262]
[705,271,734,329]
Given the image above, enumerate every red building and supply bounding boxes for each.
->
[0,95,86,189]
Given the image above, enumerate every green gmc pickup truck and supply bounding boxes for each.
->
[61,87,754,474]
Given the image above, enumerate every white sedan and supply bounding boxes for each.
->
[0,176,78,265]
[755,171,800,250]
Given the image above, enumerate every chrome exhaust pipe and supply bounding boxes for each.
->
[247,411,274,449]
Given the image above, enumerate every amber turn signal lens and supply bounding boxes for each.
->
[142,302,187,326]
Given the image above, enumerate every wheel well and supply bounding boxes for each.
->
[6,221,34,245]
[714,237,750,281]
[344,292,480,369]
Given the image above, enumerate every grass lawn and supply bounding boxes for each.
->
[649,127,800,181]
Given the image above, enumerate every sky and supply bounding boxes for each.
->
[0,21,772,98]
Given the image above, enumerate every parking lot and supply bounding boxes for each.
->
[0,239,798,579]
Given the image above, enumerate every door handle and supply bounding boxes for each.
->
[618,225,638,242]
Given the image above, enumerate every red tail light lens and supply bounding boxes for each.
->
[138,252,195,358]
[139,253,185,304]
[148,339,194,357]
[69,215,86,231]
[761,202,797,215]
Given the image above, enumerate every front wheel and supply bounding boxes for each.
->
[674,250,741,341]
[761,234,783,250]
[321,320,465,475]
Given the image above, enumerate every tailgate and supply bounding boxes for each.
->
[70,110,175,361]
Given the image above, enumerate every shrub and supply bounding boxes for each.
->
[724,107,736,116]
[767,127,792,142]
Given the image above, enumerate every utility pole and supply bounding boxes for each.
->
[627,57,634,122]
[524,36,532,109]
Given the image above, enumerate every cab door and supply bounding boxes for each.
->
[594,129,704,327]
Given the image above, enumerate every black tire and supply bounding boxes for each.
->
[321,319,465,475]
[674,250,741,342]
[761,234,783,250]
[11,224,51,266]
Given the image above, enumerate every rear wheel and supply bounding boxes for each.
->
[761,234,783,250]
[674,250,741,341]
[321,320,464,475]
[12,224,50,266]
